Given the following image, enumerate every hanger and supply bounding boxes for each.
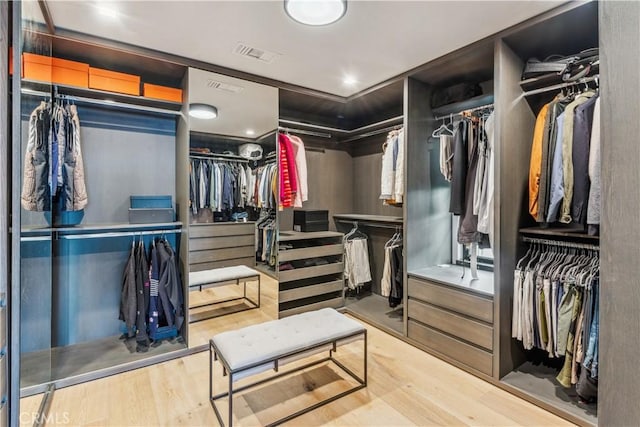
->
[344,221,367,241]
[431,114,454,138]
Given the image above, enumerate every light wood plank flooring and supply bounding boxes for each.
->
[19,311,574,426]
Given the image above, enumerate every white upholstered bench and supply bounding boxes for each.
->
[209,308,367,426]
[188,266,260,323]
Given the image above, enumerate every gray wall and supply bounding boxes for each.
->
[280,148,353,232]
[599,1,640,424]
[352,153,403,217]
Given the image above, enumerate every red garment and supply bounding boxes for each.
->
[278,133,293,208]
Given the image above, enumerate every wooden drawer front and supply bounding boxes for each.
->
[279,280,344,303]
[189,246,255,264]
[190,257,255,272]
[408,320,492,376]
[408,300,493,350]
[190,223,254,238]
[279,263,343,283]
[279,297,343,318]
[408,277,493,323]
[189,235,254,251]
[279,244,343,262]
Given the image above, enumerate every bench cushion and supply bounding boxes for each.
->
[189,265,259,287]
[212,308,364,373]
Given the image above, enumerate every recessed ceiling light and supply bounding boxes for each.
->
[245,129,256,136]
[285,0,347,26]
[189,103,218,120]
[343,75,357,86]
[94,4,119,20]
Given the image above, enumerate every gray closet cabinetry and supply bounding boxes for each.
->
[189,223,256,271]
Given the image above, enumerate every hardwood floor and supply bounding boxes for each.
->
[19,306,574,426]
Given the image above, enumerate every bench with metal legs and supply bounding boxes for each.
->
[188,266,261,323]
[208,309,367,427]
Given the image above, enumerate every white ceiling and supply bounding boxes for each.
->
[189,68,278,138]
[43,0,565,97]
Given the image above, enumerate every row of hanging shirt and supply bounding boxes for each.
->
[120,237,184,353]
[381,230,403,308]
[379,127,405,206]
[512,241,599,401]
[21,100,88,212]
[343,223,372,291]
[278,132,308,209]
[437,108,495,248]
[256,211,277,268]
[189,157,277,215]
[528,84,601,235]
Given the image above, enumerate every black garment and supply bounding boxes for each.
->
[61,107,76,211]
[572,95,598,225]
[389,245,403,308]
[541,97,569,221]
[458,122,482,244]
[134,241,150,349]
[119,246,137,338]
[449,121,468,215]
[157,240,185,333]
[34,107,52,211]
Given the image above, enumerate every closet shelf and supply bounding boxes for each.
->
[519,67,599,92]
[519,227,599,241]
[20,79,182,115]
[279,230,343,242]
[431,94,494,117]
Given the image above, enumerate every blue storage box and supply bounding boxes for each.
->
[130,195,172,209]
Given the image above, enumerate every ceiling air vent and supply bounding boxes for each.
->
[234,43,279,63]
[206,79,244,94]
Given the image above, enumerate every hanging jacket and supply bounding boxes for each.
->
[21,102,88,212]
[134,241,150,346]
[119,245,138,338]
[157,240,184,333]
[449,121,468,215]
[148,241,161,338]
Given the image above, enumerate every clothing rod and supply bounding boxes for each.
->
[60,229,182,240]
[20,236,52,242]
[278,126,332,139]
[21,88,181,116]
[341,124,404,143]
[522,236,599,251]
[347,116,404,134]
[335,218,402,230]
[278,120,349,134]
[190,154,249,163]
[522,75,599,97]
[434,103,494,121]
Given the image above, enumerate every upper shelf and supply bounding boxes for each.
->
[279,230,343,242]
[20,79,183,116]
[519,227,599,241]
[431,94,494,117]
[333,214,403,224]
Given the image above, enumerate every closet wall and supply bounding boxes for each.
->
[599,0,640,424]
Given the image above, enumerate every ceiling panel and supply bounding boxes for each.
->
[45,0,565,97]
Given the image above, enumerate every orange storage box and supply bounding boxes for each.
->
[89,67,140,96]
[143,83,183,103]
[23,53,89,87]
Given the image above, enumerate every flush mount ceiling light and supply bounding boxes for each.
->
[189,103,218,119]
[285,0,347,26]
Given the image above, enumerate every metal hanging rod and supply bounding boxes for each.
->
[190,154,249,163]
[21,87,181,116]
[522,236,599,251]
[347,116,404,134]
[278,126,332,139]
[278,120,348,134]
[522,75,599,97]
[341,124,404,143]
[434,103,494,121]
[335,218,402,230]
[60,229,182,240]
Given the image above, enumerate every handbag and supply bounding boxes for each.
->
[522,48,599,81]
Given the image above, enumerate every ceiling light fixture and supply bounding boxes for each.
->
[284,0,347,26]
[189,103,218,120]
[245,129,256,136]
[95,5,119,20]
[343,75,357,86]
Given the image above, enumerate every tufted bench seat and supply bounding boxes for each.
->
[209,308,367,426]
[188,266,260,323]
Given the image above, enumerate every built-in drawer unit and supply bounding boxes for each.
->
[278,231,344,317]
[407,274,494,376]
[189,222,255,272]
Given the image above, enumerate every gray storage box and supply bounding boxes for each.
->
[128,208,175,224]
